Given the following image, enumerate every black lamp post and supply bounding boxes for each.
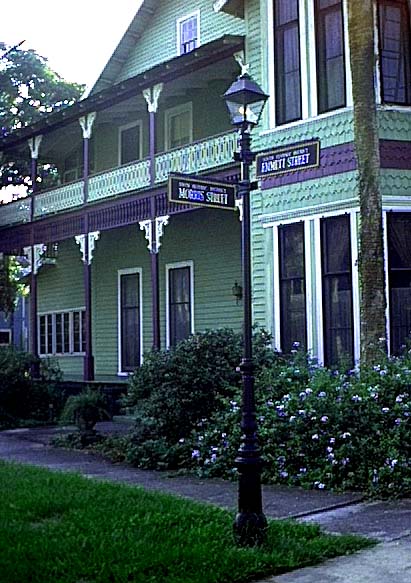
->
[223,72,269,546]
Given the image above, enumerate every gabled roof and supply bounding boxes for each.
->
[90,0,159,95]
[90,0,245,96]
[0,34,244,152]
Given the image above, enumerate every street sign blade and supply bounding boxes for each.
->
[168,174,237,210]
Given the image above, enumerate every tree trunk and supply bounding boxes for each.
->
[347,0,387,365]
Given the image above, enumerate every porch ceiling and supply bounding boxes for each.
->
[0,35,244,153]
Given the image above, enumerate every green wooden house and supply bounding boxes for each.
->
[1,0,411,382]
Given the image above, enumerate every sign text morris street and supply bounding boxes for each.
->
[168,174,236,210]
[256,140,320,179]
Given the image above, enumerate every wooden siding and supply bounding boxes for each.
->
[37,238,85,378]
[117,0,245,82]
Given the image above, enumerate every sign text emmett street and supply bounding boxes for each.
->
[256,140,320,179]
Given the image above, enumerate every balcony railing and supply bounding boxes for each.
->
[34,181,84,218]
[0,198,31,228]
[0,130,238,228]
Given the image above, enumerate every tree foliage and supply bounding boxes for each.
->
[0,41,84,189]
[0,42,84,313]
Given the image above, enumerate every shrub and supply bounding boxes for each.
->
[0,347,62,428]
[106,341,411,497]
[185,349,411,497]
[126,328,276,443]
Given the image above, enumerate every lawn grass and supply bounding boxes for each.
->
[0,461,372,583]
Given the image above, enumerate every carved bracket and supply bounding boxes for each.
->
[235,199,243,222]
[28,135,43,160]
[23,244,46,275]
[234,51,250,76]
[79,112,96,139]
[139,215,169,253]
[75,231,100,264]
[143,83,164,113]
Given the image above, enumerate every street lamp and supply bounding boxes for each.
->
[223,73,269,546]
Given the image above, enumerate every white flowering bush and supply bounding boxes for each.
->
[105,337,411,496]
[183,347,411,497]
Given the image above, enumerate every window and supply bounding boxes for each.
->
[378,0,411,104]
[0,329,11,345]
[165,103,193,150]
[63,150,82,183]
[387,213,411,353]
[278,223,307,352]
[118,121,142,165]
[177,11,200,55]
[118,270,142,373]
[273,0,302,125]
[321,215,354,366]
[167,262,194,347]
[38,310,85,355]
[315,0,346,113]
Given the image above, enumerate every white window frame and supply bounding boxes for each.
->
[166,260,195,349]
[164,102,193,150]
[118,120,143,166]
[267,0,352,130]
[0,329,11,346]
[176,10,200,56]
[272,219,312,353]
[117,267,143,376]
[382,206,411,355]
[269,209,360,365]
[38,308,86,356]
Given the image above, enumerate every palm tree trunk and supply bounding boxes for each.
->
[347,0,386,364]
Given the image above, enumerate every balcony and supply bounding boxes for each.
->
[0,130,238,228]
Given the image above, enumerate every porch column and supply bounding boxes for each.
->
[143,83,163,185]
[79,113,96,381]
[75,231,100,380]
[142,84,164,350]
[139,213,169,350]
[28,135,42,376]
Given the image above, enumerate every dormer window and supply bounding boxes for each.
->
[177,11,200,55]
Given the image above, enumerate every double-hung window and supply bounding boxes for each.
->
[321,215,354,367]
[378,0,411,105]
[118,269,142,373]
[270,0,348,126]
[387,213,411,353]
[278,223,307,352]
[273,0,302,125]
[167,262,194,347]
[118,121,142,165]
[165,103,193,150]
[315,0,346,113]
[177,11,200,55]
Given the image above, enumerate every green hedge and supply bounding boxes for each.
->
[0,347,63,428]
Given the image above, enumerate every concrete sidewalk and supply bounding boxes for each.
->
[1,422,410,582]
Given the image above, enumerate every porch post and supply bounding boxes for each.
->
[143,83,163,186]
[79,113,96,381]
[139,213,169,350]
[28,135,42,377]
[143,84,164,349]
